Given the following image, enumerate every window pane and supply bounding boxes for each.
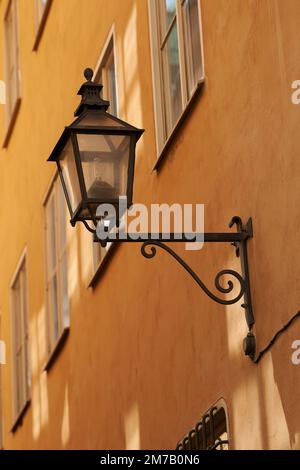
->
[45,178,69,352]
[59,137,82,214]
[160,0,176,37]
[11,259,29,418]
[92,242,101,270]
[16,351,24,411]
[20,267,30,390]
[61,252,69,328]
[58,182,67,251]
[5,0,19,121]
[97,45,118,117]
[58,182,69,329]
[19,347,27,410]
[13,278,21,351]
[5,8,13,115]
[46,197,57,273]
[162,22,182,133]
[183,0,202,95]
[49,274,59,343]
[107,55,117,115]
[92,239,111,272]
[37,0,48,23]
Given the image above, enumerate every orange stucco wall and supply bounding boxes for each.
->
[0,0,299,449]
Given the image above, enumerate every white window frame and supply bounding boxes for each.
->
[3,0,21,146]
[35,0,50,25]
[94,30,118,116]
[91,26,118,278]
[148,0,205,158]
[44,173,69,360]
[10,250,30,428]
[33,0,53,51]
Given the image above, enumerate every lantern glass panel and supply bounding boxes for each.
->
[59,137,82,213]
[76,133,130,201]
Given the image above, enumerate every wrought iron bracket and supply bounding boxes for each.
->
[91,216,255,359]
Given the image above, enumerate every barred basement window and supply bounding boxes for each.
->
[176,405,229,450]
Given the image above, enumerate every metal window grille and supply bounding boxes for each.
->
[176,406,229,450]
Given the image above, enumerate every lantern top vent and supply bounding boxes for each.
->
[74,68,110,116]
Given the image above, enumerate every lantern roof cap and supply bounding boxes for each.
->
[74,68,110,116]
[70,109,144,133]
[47,109,144,162]
[47,69,144,163]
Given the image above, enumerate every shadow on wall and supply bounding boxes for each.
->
[269,328,300,449]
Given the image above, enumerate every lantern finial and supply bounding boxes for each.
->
[84,68,93,81]
[74,68,110,116]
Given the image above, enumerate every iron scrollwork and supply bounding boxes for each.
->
[141,241,245,305]
[140,216,255,359]
[92,216,255,359]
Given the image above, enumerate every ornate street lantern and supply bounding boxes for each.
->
[47,70,258,362]
[48,68,144,228]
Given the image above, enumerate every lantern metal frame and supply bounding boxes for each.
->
[48,68,144,227]
[47,69,256,360]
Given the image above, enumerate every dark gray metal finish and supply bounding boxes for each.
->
[47,68,144,226]
[141,241,245,306]
[92,216,255,357]
[229,216,254,330]
[96,231,249,243]
[74,68,110,116]
[47,69,257,360]
[176,406,228,450]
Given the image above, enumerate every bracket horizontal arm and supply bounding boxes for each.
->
[93,230,251,244]
[90,216,255,359]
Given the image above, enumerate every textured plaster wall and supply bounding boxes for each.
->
[0,0,299,449]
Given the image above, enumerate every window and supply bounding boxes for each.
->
[4,0,20,140]
[176,403,229,450]
[33,0,52,51]
[91,34,118,276]
[11,255,30,425]
[95,36,118,117]
[148,0,204,156]
[36,0,49,22]
[44,176,69,356]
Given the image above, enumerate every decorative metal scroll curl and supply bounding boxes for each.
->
[141,241,245,306]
